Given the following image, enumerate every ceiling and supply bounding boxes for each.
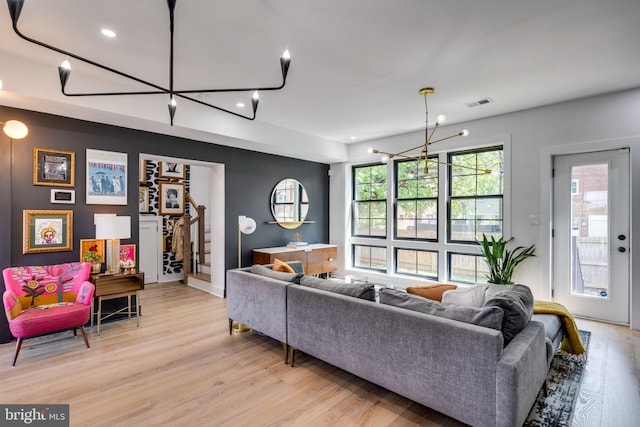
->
[1,0,640,163]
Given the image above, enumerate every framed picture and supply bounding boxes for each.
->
[86,149,127,205]
[23,210,73,254]
[139,187,149,213]
[139,159,147,184]
[159,181,185,216]
[159,161,186,179]
[163,235,173,253]
[33,148,75,187]
[79,239,105,263]
[119,244,136,269]
[50,189,76,204]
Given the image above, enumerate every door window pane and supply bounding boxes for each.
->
[571,164,609,298]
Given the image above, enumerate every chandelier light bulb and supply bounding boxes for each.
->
[170,97,177,107]
[461,129,470,136]
[436,114,447,125]
[60,59,71,70]
[381,156,389,163]
[282,49,290,60]
[252,91,259,100]
[367,147,374,154]
[0,79,3,90]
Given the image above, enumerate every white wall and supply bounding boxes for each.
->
[330,88,640,329]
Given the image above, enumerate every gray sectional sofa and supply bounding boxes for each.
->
[226,264,558,427]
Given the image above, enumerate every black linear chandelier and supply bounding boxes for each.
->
[369,87,490,174]
[7,0,291,125]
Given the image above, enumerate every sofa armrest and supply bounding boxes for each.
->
[3,290,22,320]
[496,320,548,427]
[226,269,290,342]
[76,281,95,306]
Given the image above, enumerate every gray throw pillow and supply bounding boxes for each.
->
[250,264,303,283]
[483,284,534,345]
[299,276,376,301]
[379,288,504,330]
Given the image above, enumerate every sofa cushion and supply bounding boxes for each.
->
[441,284,488,307]
[483,284,534,345]
[406,284,457,302]
[299,276,376,301]
[250,264,303,283]
[272,258,295,273]
[379,288,504,330]
[8,302,91,338]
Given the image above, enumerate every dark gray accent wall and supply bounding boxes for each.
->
[0,105,330,343]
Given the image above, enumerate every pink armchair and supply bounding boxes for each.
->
[2,262,95,366]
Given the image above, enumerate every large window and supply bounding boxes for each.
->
[395,158,438,240]
[351,145,504,281]
[449,148,504,243]
[353,164,387,237]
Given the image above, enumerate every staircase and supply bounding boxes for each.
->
[188,227,211,289]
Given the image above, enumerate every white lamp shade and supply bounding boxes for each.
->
[238,216,256,234]
[2,120,29,139]
[95,216,131,239]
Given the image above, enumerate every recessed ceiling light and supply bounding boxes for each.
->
[101,28,116,38]
[236,102,245,108]
[350,136,357,140]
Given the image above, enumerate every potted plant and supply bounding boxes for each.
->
[84,244,102,274]
[478,233,536,284]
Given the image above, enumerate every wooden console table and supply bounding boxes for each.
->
[253,244,337,275]
[90,271,145,335]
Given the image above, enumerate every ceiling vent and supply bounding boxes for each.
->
[465,98,493,108]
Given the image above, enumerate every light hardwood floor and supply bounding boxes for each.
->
[1,282,638,427]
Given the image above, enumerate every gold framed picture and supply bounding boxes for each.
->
[79,239,105,263]
[33,148,75,187]
[159,181,185,216]
[139,186,150,213]
[159,161,186,179]
[23,210,73,254]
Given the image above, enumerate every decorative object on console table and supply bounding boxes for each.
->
[119,244,136,273]
[95,215,131,275]
[82,240,104,274]
[253,244,337,276]
[89,271,144,336]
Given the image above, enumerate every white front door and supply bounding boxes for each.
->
[552,149,630,323]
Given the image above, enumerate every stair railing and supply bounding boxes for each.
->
[181,193,206,277]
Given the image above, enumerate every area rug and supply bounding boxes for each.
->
[524,330,591,426]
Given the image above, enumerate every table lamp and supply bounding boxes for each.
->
[95,215,131,274]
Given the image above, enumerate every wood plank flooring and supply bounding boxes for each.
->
[0,282,638,426]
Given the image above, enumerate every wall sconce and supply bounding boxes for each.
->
[95,215,131,275]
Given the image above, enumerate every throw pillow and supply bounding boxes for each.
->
[272,258,295,273]
[406,284,457,302]
[441,284,488,307]
[250,264,303,283]
[379,288,504,330]
[299,276,376,301]
[483,284,534,345]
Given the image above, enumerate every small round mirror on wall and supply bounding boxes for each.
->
[270,178,309,229]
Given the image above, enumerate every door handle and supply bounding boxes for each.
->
[618,247,627,253]
[618,234,627,241]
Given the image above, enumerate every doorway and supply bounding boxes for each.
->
[552,149,630,324]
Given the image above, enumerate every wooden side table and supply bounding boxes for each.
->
[90,271,145,335]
